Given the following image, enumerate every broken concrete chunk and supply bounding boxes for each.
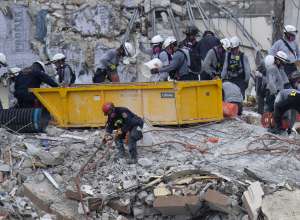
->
[204,189,240,215]
[137,157,153,168]
[262,189,300,220]
[0,164,10,172]
[242,181,264,220]
[153,195,201,216]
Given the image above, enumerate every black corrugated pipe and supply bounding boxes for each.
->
[0,108,50,133]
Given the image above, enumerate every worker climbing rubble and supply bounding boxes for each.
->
[13,61,58,108]
[221,36,251,98]
[140,35,169,82]
[269,25,300,77]
[93,42,135,83]
[51,53,76,86]
[102,102,144,164]
[155,36,191,80]
[264,51,290,112]
[180,25,202,80]
[0,53,8,109]
[202,38,231,79]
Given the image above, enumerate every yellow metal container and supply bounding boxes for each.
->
[31,80,223,128]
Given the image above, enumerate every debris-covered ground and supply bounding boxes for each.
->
[0,111,300,220]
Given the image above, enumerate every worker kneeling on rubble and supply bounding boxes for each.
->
[269,83,300,134]
[222,81,244,115]
[93,42,135,83]
[154,37,191,81]
[102,102,144,164]
[221,36,251,98]
[51,53,76,86]
[13,62,58,108]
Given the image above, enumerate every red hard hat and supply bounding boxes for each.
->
[102,102,114,115]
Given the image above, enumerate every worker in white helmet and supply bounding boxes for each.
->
[139,34,164,58]
[269,25,300,76]
[93,42,135,83]
[155,36,191,81]
[221,36,251,98]
[202,38,231,79]
[0,53,7,68]
[139,35,169,82]
[13,61,58,108]
[264,51,291,112]
[51,53,76,86]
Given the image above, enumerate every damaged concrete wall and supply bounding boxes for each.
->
[0,0,276,78]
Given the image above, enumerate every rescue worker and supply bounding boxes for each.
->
[255,55,275,114]
[140,35,169,82]
[221,36,251,98]
[51,53,76,86]
[156,37,190,80]
[181,25,202,80]
[202,38,231,79]
[269,25,300,77]
[269,79,300,134]
[6,67,21,108]
[14,61,58,108]
[0,53,8,109]
[93,42,135,83]
[222,81,244,115]
[102,102,144,164]
[139,34,164,58]
[265,51,290,112]
[197,30,220,61]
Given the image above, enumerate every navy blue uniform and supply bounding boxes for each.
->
[106,107,144,160]
[14,67,58,108]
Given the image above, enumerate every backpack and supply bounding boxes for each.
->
[58,64,76,85]
[213,47,225,73]
[168,49,188,79]
[180,46,202,74]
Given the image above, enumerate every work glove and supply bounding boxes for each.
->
[102,133,113,144]
[108,64,117,72]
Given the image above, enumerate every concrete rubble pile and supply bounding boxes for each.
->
[0,114,300,219]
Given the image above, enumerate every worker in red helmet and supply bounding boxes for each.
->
[102,102,144,164]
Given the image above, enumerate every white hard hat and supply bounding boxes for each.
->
[8,67,21,77]
[230,36,240,48]
[0,53,7,66]
[162,36,177,49]
[151,35,164,44]
[284,25,298,34]
[144,58,163,70]
[264,55,275,67]
[123,42,135,57]
[51,53,66,62]
[275,51,289,63]
[34,61,46,72]
[220,38,231,50]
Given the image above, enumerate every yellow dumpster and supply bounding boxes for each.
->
[31,80,223,128]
